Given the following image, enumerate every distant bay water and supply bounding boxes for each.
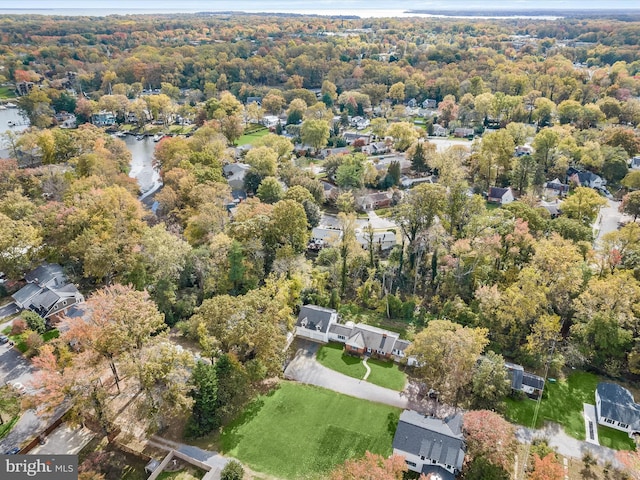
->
[0,7,563,20]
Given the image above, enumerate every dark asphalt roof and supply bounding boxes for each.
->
[24,263,64,286]
[393,410,465,472]
[328,324,353,336]
[523,372,545,391]
[12,283,42,307]
[347,324,399,355]
[488,186,510,198]
[597,383,640,431]
[296,305,337,334]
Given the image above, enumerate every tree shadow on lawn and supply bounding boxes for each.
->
[219,397,267,451]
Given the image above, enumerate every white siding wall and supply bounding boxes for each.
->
[295,327,327,343]
[393,449,424,474]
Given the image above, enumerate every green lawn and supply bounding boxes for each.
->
[316,343,406,391]
[366,357,407,391]
[0,86,16,99]
[316,343,366,379]
[220,382,400,479]
[597,425,637,450]
[237,127,269,146]
[156,467,206,480]
[505,371,635,450]
[0,414,20,440]
[4,328,60,353]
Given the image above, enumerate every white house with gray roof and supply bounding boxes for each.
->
[595,382,640,436]
[392,410,465,480]
[295,304,416,364]
[295,305,339,343]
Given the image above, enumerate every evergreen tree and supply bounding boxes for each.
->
[187,361,219,437]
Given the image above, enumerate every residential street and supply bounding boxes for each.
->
[595,199,622,246]
[0,302,19,321]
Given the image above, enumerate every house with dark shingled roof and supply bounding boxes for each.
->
[595,382,640,437]
[392,410,465,480]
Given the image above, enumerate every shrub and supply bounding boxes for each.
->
[220,460,244,480]
[11,319,26,335]
[25,330,44,357]
[22,311,46,334]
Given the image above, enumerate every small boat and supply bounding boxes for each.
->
[0,105,6,110]
[136,135,144,141]
[115,131,126,137]
[5,102,17,109]
[7,121,15,127]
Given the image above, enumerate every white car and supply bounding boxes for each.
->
[9,382,27,394]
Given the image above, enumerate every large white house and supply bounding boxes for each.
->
[595,382,640,436]
[392,410,465,480]
[294,305,416,365]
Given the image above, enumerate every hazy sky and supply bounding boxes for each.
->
[7,0,640,10]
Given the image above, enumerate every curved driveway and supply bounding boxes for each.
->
[284,340,422,410]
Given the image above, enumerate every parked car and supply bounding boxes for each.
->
[9,382,26,394]
[595,186,613,199]
[4,447,20,454]
[0,334,9,344]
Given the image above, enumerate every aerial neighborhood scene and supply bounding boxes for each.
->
[3,0,640,479]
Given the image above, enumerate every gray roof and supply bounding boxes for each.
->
[597,383,640,431]
[12,283,42,307]
[296,305,336,334]
[488,187,510,199]
[347,324,399,355]
[506,362,524,390]
[523,372,545,391]
[328,324,353,337]
[393,410,465,471]
[25,263,64,287]
[394,339,411,352]
[31,289,60,311]
[421,465,456,480]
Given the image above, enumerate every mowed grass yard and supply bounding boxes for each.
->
[505,371,636,450]
[237,127,269,146]
[220,381,400,479]
[316,342,407,391]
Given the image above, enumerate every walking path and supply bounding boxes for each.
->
[362,357,371,381]
[149,436,230,473]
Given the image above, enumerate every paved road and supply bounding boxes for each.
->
[284,341,416,410]
[0,327,51,453]
[595,199,622,246]
[0,302,19,321]
[516,422,623,469]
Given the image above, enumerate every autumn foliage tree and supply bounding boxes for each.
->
[329,452,407,480]
[529,453,564,480]
[463,410,517,473]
